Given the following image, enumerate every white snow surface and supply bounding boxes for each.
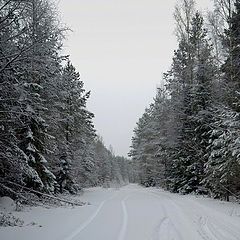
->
[0,197,16,212]
[1,184,240,240]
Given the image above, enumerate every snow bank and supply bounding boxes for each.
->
[0,185,240,240]
[0,197,16,212]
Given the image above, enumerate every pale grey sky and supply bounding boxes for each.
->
[58,0,213,157]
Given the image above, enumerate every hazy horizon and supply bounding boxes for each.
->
[59,0,213,157]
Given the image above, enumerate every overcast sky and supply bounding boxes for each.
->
[58,0,213,157]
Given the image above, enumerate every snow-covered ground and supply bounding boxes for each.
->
[1,184,240,240]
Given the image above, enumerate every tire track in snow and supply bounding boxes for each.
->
[63,190,119,240]
[198,216,218,240]
[135,190,183,240]
[63,201,105,240]
[151,189,240,240]
[198,216,240,240]
[117,195,130,240]
[208,220,240,240]
[146,191,191,240]
[157,217,182,240]
[179,197,240,240]
[149,190,212,240]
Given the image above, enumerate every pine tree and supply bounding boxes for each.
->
[16,0,65,192]
[0,0,61,193]
[93,137,112,187]
[184,12,216,193]
[130,11,216,194]
[204,106,240,200]
[222,0,240,110]
[129,108,153,186]
[51,60,96,190]
[203,0,240,200]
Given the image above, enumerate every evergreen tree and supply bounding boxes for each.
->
[222,0,240,110]
[204,106,240,200]
[0,0,61,193]
[16,0,63,192]
[130,11,217,195]
[52,60,96,191]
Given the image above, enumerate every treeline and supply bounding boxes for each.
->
[130,0,240,201]
[0,0,129,198]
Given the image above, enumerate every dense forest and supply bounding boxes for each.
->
[1,0,240,238]
[1,0,240,204]
[0,0,130,199]
[129,0,240,201]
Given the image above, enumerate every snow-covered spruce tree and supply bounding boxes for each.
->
[183,12,216,193]
[207,0,235,65]
[127,160,139,183]
[115,156,130,184]
[52,60,96,191]
[0,0,64,194]
[72,111,96,188]
[131,9,217,194]
[161,1,197,193]
[0,1,23,187]
[207,0,237,106]
[137,108,158,187]
[222,0,240,111]
[92,137,130,187]
[165,11,216,194]
[0,0,107,197]
[129,108,154,186]
[109,155,122,186]
[15,0,68,192]
[203,0,240,200]
[164,40,196,193]
[93,137,112,187]
[56,155,74,194]
[129,89,170,188]
[204,106,240,200]
[0,1,31,196]
[129,2,217,195]
[147,88,171,187]
[128,0,240,200]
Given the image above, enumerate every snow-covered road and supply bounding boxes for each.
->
[1,184,240,240]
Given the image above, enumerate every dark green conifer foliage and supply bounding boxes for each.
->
[222,0,240,111]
